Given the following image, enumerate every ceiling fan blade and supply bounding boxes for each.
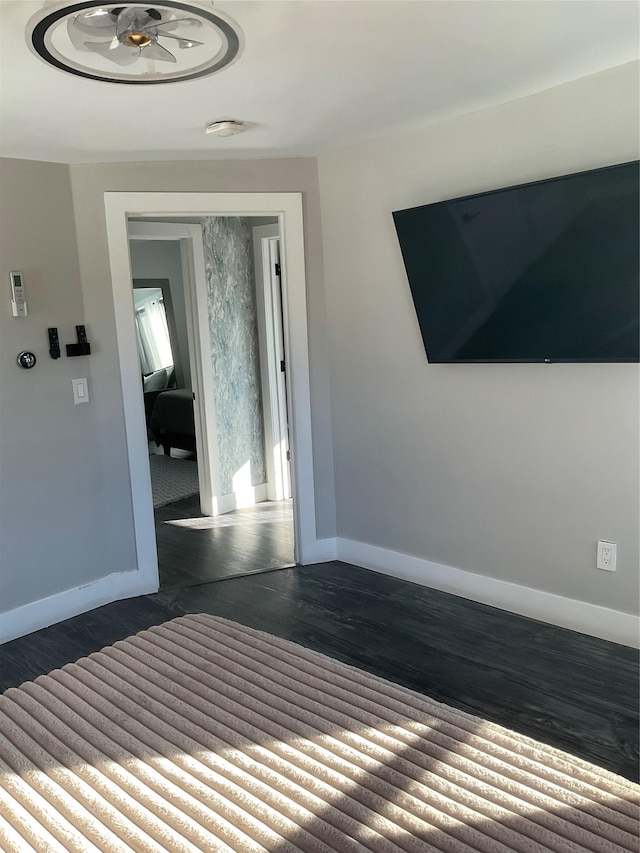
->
[72,9,118,30]
[143,15,203,33]
[67,18,96,50]
[141,41,177,63]
[83,7,113,18]
[151,31,204,48]
[69,13,117,40]
[88,39,140,66]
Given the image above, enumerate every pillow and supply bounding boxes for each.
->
[143,368,168,392]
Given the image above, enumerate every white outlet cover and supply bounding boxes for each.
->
[596,540,617,572]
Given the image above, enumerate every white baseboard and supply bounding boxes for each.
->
[215,483,269,516]
[336,538,639,648]
[0,570,158,647]
[298,536,337,565]
[5,535,635,649]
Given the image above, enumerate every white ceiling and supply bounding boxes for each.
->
[0,0,638,164]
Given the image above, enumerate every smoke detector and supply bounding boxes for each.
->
[205,119,248,137]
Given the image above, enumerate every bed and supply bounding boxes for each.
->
[149,388,196,455]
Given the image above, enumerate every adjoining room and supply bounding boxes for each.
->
[129,217,295,590]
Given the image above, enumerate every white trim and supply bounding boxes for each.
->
[0,571,155,646]
[336,538,640,648]
[299,537,337,565]
[180,224,220,516]
[103,205,160,593]
[128,221,219,517]
[105,192,321,570]
[253,226,291,503]
[253,225,281,502]
[267,237,292,501]
[215,483,269,516]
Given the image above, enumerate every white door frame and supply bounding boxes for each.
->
[130,220,281,516]
[105,192,319,586]
[253,225,291,502]
[128,221,219,519]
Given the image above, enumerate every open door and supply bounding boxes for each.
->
[254,225,291,502]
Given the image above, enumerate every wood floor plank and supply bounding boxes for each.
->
[1,506,637,783]
[155,496,294,587]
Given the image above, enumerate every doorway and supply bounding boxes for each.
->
[105,192,319,595]
[128,217,295,587]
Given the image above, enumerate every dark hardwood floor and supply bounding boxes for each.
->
[155,495,294,588]
[1,560,637,781]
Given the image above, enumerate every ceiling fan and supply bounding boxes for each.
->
[29,1,243,84]
[66,5,205,66]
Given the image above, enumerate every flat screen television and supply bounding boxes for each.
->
[392,161,639,363]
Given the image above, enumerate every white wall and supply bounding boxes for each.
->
[129,239,191,388]
[318,63,640,625]
[0,159,137,618]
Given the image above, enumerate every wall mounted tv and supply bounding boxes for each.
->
[392,161,639,363]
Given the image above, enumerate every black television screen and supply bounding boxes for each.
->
[392,161,639,363]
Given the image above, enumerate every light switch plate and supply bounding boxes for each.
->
[72,377,89,405]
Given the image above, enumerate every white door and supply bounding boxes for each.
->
[254,227,291,501]
[268,237,292,501]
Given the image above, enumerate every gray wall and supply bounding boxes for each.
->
[0,157,334,620]
[318,62,640,615]
[0,159,133,613]
[129,239,191,388]
[68,158,336,556]
[202,217,266,495]
[3,65,636,630]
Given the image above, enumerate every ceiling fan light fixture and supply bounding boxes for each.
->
[27,1,243,84]
[123,31,152,47]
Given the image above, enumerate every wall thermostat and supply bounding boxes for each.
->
[17,351,36,369]
[10,272,28,317]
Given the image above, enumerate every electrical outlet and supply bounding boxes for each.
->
[596,540,617,572]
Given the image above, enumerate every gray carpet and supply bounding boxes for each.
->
[149,454,199,508]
